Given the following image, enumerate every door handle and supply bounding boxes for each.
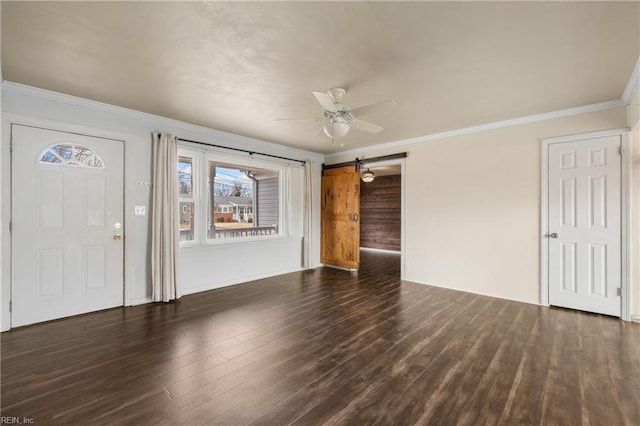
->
[352,213,358,222]
[549,233,559,239]
[113,233,122,241]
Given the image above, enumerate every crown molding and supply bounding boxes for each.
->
[622,56,640,104]
[2,81,198,129]
[2,74,633,165]
[328,55,639,159]
[1,81,324,162]
[325,98,626,160]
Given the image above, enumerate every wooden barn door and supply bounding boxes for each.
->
[321,164,360,270]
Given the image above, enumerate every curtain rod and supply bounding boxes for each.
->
[177,137,306,165]
[322,152,407,170]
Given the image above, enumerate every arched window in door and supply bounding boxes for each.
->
[39,143,105,169]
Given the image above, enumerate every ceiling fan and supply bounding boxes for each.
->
[275,88,397,141]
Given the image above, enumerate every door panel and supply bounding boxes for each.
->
[321,165,360,270]
[547,135,621,316]
[11,125,124,327]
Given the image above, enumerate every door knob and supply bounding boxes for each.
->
[549,233,559,239]
[113,234,122,241]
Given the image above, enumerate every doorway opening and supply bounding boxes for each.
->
[320,155,405,279]
[358,160,404,280]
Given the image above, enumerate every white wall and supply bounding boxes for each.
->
[0,82,323,331]
[628,89,640,320]
[328,108,632,309]
[2,81,635,329]
[629,86,640,130]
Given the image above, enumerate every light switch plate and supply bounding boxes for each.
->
[134,206,146,216]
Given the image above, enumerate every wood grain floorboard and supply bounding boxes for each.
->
[2,251,639,425]
[286,295,497,425]
[166,277,428,424]
[206,287,455,425]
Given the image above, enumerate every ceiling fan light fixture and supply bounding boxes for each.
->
[275,88,396,142]
[323,120,350,139]
[361,169,375,183]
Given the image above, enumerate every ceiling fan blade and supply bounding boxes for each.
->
[350,118,384,134]
[350,100,397,117]
[312,91,338,113]
[274,117,323,122]
[313,118,331,136]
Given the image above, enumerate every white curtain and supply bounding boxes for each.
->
[151,132,180,302]
[303,160,315,269]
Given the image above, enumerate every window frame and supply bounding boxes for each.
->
[177,148,201,246]
[178,144,286,247]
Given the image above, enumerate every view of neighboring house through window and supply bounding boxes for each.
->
[177,146,283,244]
[208,162,279,239]
[178,156,195,241]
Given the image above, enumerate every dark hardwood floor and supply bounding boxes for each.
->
[2,251,639,425]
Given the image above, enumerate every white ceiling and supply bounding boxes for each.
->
[2,2,638,154]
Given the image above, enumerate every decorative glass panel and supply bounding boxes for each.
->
[39,144,104,169]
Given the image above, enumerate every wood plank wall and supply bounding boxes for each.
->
[360,174,401,251]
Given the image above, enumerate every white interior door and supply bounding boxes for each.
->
[547,135,621,316]
[11,125,124,327]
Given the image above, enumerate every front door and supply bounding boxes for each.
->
[547,134,621,316]
[321,164,360,270]
[11,125,124,327]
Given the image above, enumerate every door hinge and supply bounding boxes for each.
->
[617,287,622,296]
[9,300,12,312]
[619,146,624,156]
[9,220,12,232]
[9,142,13,153]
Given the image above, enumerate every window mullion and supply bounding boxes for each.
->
[199,153,208,243]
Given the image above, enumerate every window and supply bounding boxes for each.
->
[177,146,287,244]
[208,162,279,239]
[39,143,104,168]
[178,156,196,241]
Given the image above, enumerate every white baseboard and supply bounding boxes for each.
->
[128,267,307,306]
[360,247,401,254]
[130,297,152,306]
[405,279,541,307]
[321,263,357,272]
[181,267,304,296]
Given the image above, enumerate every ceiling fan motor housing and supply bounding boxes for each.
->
[327,87,346,103]
[324,107,353,121]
